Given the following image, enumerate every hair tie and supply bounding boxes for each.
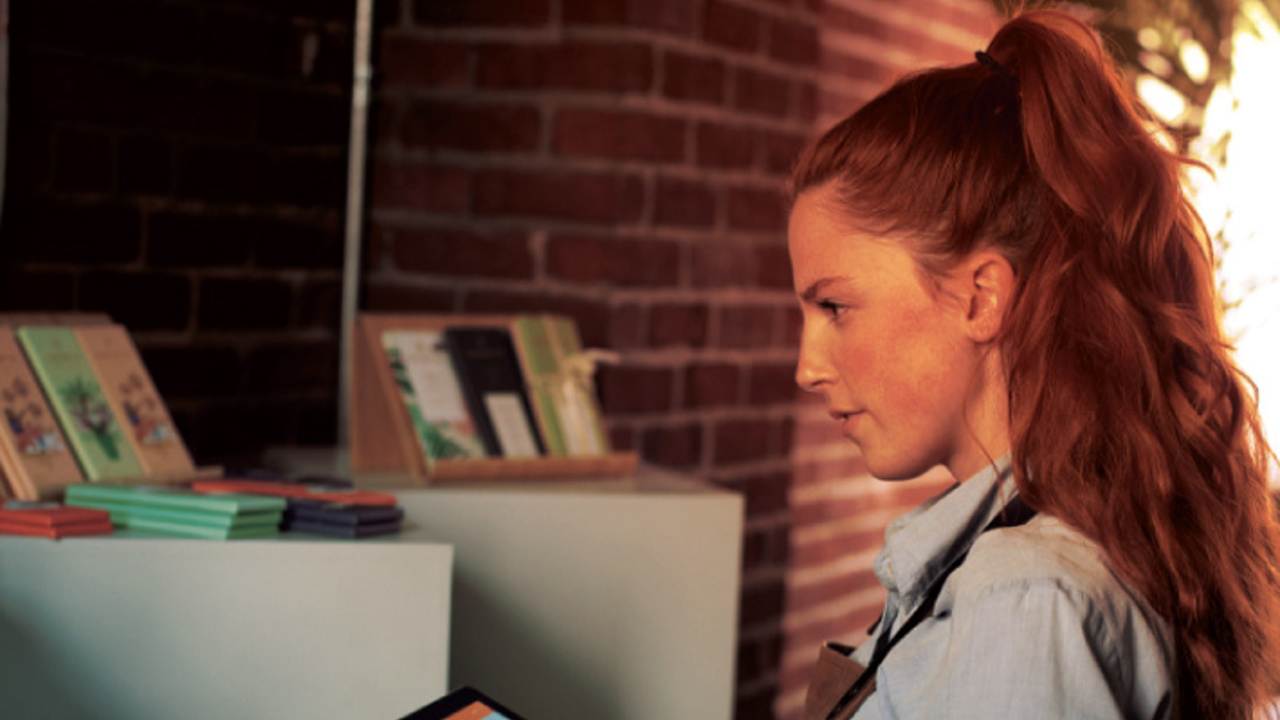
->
[975,50,1016,83]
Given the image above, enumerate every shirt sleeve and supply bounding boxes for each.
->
[871,579,1136,720]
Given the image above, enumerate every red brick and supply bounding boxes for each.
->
[380,38,468,87]
[783,305,802,344]
[641,422,704,468]
[473,169,644,224]
[749,363,799,405]
[662,51,725,105]
[822,47,893,86]
[705,0,761,53]
[553,109,685,163]
[649,303,709,348]
[370,162,468,213]
[546,235,680,287]
[630,0,698,36]
[562,0,626,24]
[654,176,716,228]
[597,365,674,415]
[740,578,786,625]
[728,185,786,232]
[761,130,808,175]
[755,244,793,289]
[734,66,790,118]
[723,472,791,516]
[720,306,776,348]
[737,632,784,687]
[363,284,455,313]
[414,0,550,27]
[796,78,818,122]
[391,227,533,279]
[742,525,791,571]
[767,16,819,66]
[684,363,740,409]
[608,303,646,350]
[691,242,755,288]
[715,417,772,464]
[696,121,754,169]
[609,424,637,452]
[401,100,540,153]
[476,41,652,93]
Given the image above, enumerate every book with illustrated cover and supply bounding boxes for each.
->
[74,324,195,479]
[443,327,545,459]
[382,329,486,462]
[509,316,570,456]
[0,328,84,500]
[543,316,609,455]
[16,326,144,481]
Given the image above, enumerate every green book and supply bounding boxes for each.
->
[65,483,286,515]
[121,516,280,540]
[66,496,282,530]
[16,326,145,480]
[511,316,570,456]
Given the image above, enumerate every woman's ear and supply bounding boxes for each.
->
[961,251,1016,343]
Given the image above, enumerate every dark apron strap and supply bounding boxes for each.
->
[811,497,1034,720]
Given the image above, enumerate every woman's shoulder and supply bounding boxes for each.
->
[945,513,1156,623]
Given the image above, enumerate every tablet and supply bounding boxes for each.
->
[399,686,527,720]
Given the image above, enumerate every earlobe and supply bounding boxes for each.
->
[965,253,1015,343]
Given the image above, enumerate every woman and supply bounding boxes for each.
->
[790,9,1280,720]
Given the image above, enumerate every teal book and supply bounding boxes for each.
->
[65,483,286,515]
[66,496,282,530]
[121,516,279,540]
[16,327,145,480]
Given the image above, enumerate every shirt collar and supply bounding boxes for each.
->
[874,454,1017,615]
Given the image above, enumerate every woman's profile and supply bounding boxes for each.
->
[789,8,1280,719]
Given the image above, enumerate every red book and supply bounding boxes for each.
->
[0,500,114,538]
[191,479,398,507]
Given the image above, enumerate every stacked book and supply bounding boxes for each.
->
[65,484,285,540]
[191,478,404,539]
[0,500,113,539]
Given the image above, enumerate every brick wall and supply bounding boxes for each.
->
[1,0,998,717]
[369,1,817,716]
[0,0,361,463]
[776,1,998,718]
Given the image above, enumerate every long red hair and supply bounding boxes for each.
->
[791,9,1280,718]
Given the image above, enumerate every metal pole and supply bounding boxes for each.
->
[337,0,374,449]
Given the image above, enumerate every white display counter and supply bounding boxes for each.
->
[396,471,744,720]
[0,531,453,720]
[271,448,746,720]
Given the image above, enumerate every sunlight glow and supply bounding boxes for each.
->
[1185,1,1280,475]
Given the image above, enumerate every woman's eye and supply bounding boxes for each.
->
[818,300,846,318]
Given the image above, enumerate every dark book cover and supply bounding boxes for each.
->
[443,327,546,458]
[285,498,404,527]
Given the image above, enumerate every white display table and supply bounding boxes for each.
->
[271,448,746,720]
[0,531,453,720]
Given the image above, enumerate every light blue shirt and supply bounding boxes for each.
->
[849,457,1176,719]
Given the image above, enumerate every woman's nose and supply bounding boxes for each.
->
[794,325,831,393]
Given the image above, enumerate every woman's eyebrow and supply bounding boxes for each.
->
[798,276,853,303]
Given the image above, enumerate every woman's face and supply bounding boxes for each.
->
[789,185,992,481]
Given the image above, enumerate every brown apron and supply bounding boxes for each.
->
[802,642,875,720]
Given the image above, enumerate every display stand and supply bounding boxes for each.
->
[0,532,453,720]
[269,447,744,720]
[350,313,638,483]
